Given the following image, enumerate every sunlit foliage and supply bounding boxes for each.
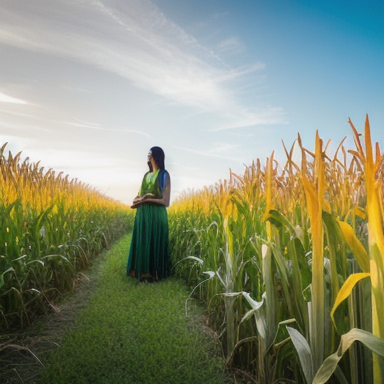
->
[169,116,384,384]
[0,143,134,329]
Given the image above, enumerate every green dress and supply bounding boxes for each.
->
[127,169,171,280]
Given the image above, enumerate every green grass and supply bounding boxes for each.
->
[39,234,228,384]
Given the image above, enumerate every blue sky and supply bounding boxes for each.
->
[1,0,383,205]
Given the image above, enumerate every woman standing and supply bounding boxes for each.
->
[127,146,171,281]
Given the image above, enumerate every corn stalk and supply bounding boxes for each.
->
[313,116,384,383]
[1,143,134,329]
[168,116,381,383]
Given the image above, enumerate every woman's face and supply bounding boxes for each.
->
[147,150,157,169]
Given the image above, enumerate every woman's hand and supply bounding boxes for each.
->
[130,195,142,209]
[142,193,155,199]
[130,193,155,209]
[135,173,171,208]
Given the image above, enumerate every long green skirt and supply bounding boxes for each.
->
[127,204,171,280]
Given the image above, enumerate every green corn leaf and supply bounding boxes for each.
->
[0,267,15,290]
[267,209,304,243]
[173,255,204,267]
[189,270,216,297]
[286,326,313,384]
[266,209,296,233]
[241,292,266,339]
[313,328,384,384]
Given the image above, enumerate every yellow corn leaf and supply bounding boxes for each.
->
[263,152,274,221]
[334,137,347,161]
[330,272,370,326]
[348,149,364,164]
[350,115,384,384]
[324,138,332,153]
[363,116,384,261]
[301,130,325,374]
[223,216,234,274]
[323,199,332,214]
[337,220,370,273]
[375,142,381,168]
[348,117,365,160]
[365,116,384,384]
[354,206,366,220]
[302,176,319,222]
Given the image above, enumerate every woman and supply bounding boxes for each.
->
[127,146,171,282]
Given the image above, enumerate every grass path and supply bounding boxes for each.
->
[37,234,228,384]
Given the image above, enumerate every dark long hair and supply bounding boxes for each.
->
[148,146,165,171]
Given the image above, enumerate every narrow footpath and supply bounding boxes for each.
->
[32,234,229,384]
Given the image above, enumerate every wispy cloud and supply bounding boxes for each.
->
[65,119,152,137]
[216,37,245,55]
[210,106,287,131]
[68,118,102,129]
[0,0,284,127]
[0,108,38,119]
[0,92,28,104]
[0,119,51,134]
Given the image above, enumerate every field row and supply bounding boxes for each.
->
[168,116,384,384]
[0,143,134,330]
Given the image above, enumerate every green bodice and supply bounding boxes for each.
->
[140,169,162,198]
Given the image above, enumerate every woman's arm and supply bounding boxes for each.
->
[130,174,147,209]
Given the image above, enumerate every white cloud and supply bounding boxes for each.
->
[0,108,39,119]
[64,119,152,137]
[0,0,292,205]
[211,106,287,131]
[217,37,245,55]
[0,92,28,104]
[0,0,284,126]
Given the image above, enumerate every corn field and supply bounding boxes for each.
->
[0,143,134,330]
[169,116,384,384]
